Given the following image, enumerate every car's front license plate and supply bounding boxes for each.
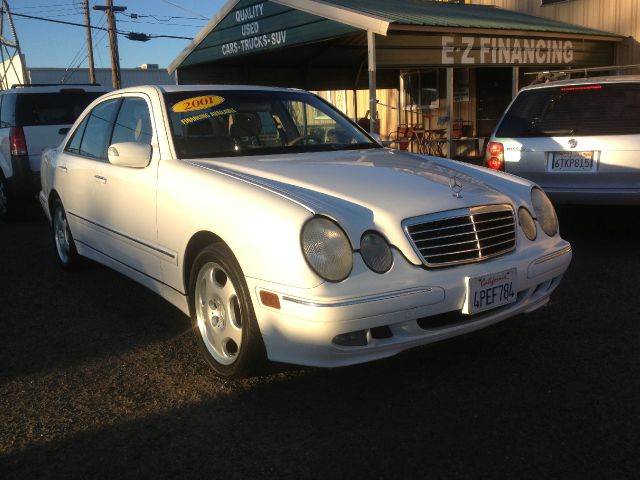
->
[549,151,597,172]
[463,268,517,315]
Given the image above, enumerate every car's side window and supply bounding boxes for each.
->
[79,98,120,161]
[0,94,15,128]
[64,115,90,155]
[111,97,153,146]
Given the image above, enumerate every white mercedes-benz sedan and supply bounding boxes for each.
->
[40,85,572,377]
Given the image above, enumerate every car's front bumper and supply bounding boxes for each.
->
[247,238,572,368]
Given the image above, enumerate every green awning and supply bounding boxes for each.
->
[319,0,619,37]
[169,0,622,74]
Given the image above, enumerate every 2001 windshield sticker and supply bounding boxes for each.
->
[172,95,226,113]
[180,108,237,126]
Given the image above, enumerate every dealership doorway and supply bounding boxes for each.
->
[476,68,513,138]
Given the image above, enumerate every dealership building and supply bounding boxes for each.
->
[169,0,623,159]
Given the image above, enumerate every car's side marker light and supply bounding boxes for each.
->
[259,290,281,310]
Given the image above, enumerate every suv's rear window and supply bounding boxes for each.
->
[496,83,640,137]
[15,92,103,126]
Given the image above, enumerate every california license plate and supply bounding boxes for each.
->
[463,268,517,315]
[549,151,597,172]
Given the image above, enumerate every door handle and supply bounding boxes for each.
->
[94,175,107,184]
[58,166,68,172]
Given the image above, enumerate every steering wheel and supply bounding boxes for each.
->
[288,134,323,146]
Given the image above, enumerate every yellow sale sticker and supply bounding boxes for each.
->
[172,95,225,113]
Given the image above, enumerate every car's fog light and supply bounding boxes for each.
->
[332,330,368,347]
[518,207,537,241]
[360,231,393,273]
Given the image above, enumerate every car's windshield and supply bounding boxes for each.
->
[164,90,378,159]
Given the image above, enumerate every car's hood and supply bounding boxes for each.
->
[189,148,527,263]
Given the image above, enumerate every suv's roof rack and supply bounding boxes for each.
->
[9,83,102,88]
[524,64,640,85]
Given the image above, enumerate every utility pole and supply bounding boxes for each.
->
[83,0,96,84]
[93,1,126,89]
[0,0,29,88]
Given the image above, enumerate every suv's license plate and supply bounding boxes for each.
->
[549,151,596,172]
[463,268,517,315]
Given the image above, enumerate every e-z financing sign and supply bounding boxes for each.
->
[442,36,574,65]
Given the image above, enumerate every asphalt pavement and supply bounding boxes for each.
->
[0,201,638,479]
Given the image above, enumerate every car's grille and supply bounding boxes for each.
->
[404,204,516,267]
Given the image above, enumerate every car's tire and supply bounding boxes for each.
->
[51,198,81,270]
[188,243,266,378]
[0,171,24,222]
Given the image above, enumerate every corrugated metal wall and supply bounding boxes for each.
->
[471,0,640,64]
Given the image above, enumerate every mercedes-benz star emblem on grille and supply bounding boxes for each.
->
[449,176,463,198]
[568,139,578,148]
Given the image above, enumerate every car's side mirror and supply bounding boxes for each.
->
[107,142,152,168]
[58,127,70,135]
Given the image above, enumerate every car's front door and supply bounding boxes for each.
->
[91,95,165,283]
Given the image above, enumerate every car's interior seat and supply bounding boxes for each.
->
[230,113,262,148]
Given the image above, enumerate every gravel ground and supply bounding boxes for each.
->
[0,202,638,479]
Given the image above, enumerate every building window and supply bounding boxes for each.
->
[403,70,439,111]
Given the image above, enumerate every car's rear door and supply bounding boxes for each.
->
[59,98,121,245]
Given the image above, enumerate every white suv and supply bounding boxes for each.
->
[0,84,109,220]
[485,75,640,205]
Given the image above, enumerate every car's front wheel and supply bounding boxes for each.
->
[188,243,265,378]
[52,198,81,270]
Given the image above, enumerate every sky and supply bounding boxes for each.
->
[8,0,228,70]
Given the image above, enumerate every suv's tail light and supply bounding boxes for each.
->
[485,142,504,171]
[10,127,28,157]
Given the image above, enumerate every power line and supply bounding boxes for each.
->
[159,0,208,20]
[2,9,193,40]
[118,18,206,28]
[12,2,77,9]
[124,12,207,22]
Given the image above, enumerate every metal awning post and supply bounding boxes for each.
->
[446,67,453,157]
[512,66,519,98]
[367,30,378,134]
[398,72,405,125]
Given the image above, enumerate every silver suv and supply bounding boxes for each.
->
[485,76,640,205]
[0,84,109,220]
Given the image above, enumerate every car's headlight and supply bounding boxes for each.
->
[518,207,537,241]
[360,231,393,273]
[301,217,353,282]
[531,187,558,237]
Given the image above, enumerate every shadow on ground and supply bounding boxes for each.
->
[0,203,637,479]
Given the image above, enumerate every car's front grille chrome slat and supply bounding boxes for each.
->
[408,221,475,236]
[404,204,516,267]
